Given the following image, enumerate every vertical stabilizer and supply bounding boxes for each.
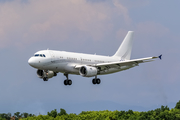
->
[113,31,134,60]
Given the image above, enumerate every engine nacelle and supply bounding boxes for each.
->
[37,70,44,78]
[37,70,56,79]
[46,71,56,78]
[79,66,97,77]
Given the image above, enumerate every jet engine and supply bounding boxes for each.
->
[37,70,56,79]
[79,66,97,77]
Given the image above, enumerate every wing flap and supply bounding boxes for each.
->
[94,56,158,69]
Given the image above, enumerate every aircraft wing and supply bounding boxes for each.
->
[95,56,160,69]
[75,55,161,71]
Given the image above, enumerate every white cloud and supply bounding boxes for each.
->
[113,0,131,25]
[120,0,150,9]
[0,0,130,49]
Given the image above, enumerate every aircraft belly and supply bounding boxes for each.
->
[64,63,79,74]
[43,59,80,74]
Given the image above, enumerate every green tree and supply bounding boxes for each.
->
[21,112,29,118]
[0,113,11,120]
[58,108,67,116]
[126,110,134,115]
[175,100,180,109]
[35,115,54,120]
[29,114,35,117]
[160,105,170,112]
[48,109,58,118]
[0,117,6,120]
[14,112,21,120]
[7,113,11,120]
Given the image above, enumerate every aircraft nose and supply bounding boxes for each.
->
[28,57,36,67]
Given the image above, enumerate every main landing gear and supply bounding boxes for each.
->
[63,74,101,86]
[64,73,72,86]
[92,76,101,85]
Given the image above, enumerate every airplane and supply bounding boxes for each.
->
[28,31,162,86]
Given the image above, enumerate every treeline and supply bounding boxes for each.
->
[0,112,35,120]
[1,100,180,120]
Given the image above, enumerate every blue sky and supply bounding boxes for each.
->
[0,0,180,114]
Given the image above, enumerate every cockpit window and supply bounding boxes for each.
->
[34,54,46,57]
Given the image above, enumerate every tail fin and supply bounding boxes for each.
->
[112,31,134,60]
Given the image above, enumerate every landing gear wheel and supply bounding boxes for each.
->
[63,73,72,86]
[92,79,96,84]
[64,80,68,85]
[43,77,48,81]
[92,78,101,85]
[64,80,72,85]
[68,80,72,85]
[96,79,101,84]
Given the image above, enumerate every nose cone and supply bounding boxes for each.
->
[28,57,36,67]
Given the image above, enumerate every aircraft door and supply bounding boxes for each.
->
[49,51,55,62]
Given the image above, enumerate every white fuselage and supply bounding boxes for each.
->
[28,31,159,85]
[28,50,131,76]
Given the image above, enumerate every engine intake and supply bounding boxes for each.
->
[37,70,56,79]
[79,66,97,77]
[37,70,44,78]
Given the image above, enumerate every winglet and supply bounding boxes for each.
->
[158,54,162,60]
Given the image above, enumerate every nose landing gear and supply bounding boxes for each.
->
[43,77,48,81]
[43,71,48,81]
